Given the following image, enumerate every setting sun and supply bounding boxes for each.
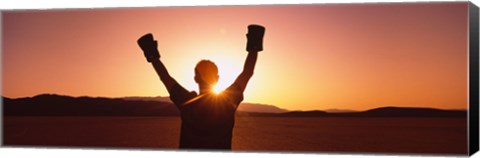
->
[211,56,243,92]
[207,55,242,94]
[212,86,223,94]
[179,50,244,94]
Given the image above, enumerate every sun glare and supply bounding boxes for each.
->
[210,55,242,94]
[212,85,223,94]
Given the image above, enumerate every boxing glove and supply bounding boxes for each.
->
[246,24,265,52]
[137,33,160,62]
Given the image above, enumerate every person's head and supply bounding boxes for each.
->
[194,60,219,88]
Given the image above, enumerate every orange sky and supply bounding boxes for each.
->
[2,3,469,111]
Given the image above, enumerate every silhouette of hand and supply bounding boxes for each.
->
[246,24,265,52]
[137,33,161,62]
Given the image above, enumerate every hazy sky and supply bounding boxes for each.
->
[2,3,469,111]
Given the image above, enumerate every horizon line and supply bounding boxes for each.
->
[2,93,468,112]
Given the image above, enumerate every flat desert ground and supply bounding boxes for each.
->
[3,116,467,155]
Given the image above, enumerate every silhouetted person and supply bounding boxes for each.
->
[137,25,265,150]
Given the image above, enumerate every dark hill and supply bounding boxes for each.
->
[277,107,466,118]
[358,106,466,117]
[3,94,178,116]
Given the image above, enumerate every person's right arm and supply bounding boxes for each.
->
[137,33,178,92]
[151,58,195,106]
[137,33,193,106]
[150,58,177,93]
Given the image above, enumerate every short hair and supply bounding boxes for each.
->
[195,60,218,85]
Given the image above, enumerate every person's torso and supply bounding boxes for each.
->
[178,93,238,149]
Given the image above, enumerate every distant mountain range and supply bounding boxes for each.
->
[3,94,466,118]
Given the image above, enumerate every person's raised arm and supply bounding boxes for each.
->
[150,59,176,91]
[234,51,258,92]
[137,33,177,92]
[233,25,265,92]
